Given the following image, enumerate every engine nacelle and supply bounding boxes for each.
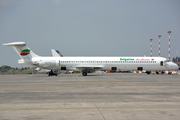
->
[38,60,60,68]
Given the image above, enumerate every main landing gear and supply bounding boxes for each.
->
[146,70,165,75]
[146,71,151,75]
[82,72,87,76]
[48,70,57,76]
[156,71,165,75]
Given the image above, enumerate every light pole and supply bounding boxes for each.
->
[177,50,178,63]
[167,31,171,61]
[158,35,161,57]
[177,50,179,75]
[150,39,153,57]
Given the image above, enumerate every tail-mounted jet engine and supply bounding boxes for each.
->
[38,60,60,68]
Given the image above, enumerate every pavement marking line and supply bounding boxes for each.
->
[76,74,106,120]
[1,107,180,111]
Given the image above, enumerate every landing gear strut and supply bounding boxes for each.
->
[82,72,87,76]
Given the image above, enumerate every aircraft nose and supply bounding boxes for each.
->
[173,63,179,70]
[165,62,178,70]
[175,64,179,69]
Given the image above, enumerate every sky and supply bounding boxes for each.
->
[0,0,180,67]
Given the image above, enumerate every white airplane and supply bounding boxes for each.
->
[3,42,178,76]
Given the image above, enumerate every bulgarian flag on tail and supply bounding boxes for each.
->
[20,49,30,56]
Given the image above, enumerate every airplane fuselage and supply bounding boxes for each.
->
[25,56,177,72]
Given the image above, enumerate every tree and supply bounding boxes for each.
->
[172,57,180,62]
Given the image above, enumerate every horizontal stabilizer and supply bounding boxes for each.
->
[3,42,26,46]
[3,42,39,60]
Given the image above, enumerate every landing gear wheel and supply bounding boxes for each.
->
[168,72,172,75]
[48,70,57,76]
[82,72,87,76]
[146,71,151,75]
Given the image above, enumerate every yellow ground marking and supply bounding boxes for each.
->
[2,79,180,86]
[0,86,180,91]
[0,80,125,86]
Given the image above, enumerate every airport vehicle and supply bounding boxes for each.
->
[3,42,178,76]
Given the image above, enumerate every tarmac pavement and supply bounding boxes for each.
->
[0,73,180,120]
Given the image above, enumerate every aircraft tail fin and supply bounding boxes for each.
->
[3,42,39,60]
[51,49,63,57]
